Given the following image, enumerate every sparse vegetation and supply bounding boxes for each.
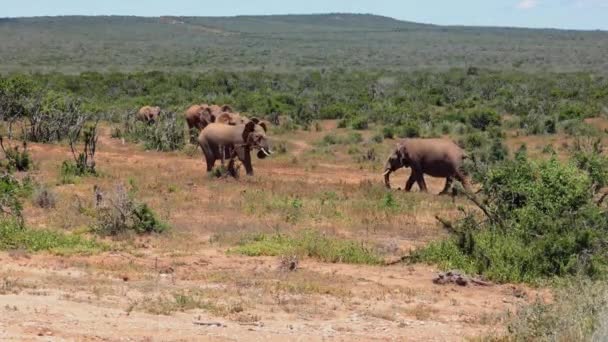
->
[232,230,383,265]
[93,184,168,236]
[0,219,105,254]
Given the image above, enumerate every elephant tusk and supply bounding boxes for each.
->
[382,170,391,176]
[261,148,272,156]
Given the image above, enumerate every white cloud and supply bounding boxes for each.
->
[517,0,539,9]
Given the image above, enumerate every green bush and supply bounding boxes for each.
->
[382,127,395,139]
[94,184,168,236]
[414,155,608,283]
[396,122,420,138]
[0,174,25,223]
[466,108,501,131]
[350,116,369,130]
[0,139,32,172]
[122,111,185,152]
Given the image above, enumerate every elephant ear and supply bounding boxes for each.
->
[242,121,256,142]
[397,145,410,164]
[258,121,268,133]
[216,112,232,124]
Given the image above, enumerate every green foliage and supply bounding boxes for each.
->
[59,160,95,184]
[0,219,105,255]
[382,127,395,139]
[396,122,421,138]
[572,140,608,191]
[319,132,363,146]
[1,15,607,73]
[0,139,31,172]
[466,108,501,131]
[121,112,185,152]
[232,230,383,265]
[380,192,399,210]
[414,155,608,283]
[94,184,168,236]
[350,116,369,130]
[0,174,25,223]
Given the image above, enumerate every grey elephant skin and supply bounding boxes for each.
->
[383,138,470,194]
[198,121,272,176]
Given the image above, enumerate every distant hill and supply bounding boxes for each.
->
[0,14,606,73]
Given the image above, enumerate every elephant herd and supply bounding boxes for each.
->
[137,105,471,194]
[139,104,272,177]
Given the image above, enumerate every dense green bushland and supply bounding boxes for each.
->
[414,148,608,283]
[1,15,607,73]
[1,69,606,135]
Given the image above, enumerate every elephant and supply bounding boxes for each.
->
[383,138,470,194]
[137,106,161,124]
[209,104,233,117]
[185,104,215,131]
[198,121,272,177]
[216,112,249,125]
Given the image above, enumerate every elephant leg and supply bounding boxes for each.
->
[455,171,472,193]
[416,173,428,192]
[405,174,416,192]
[439,177,453,195]
[237,146,254,176]
[219,144,226,168]
[202,145,216,172]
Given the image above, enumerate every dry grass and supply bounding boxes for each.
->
[0,121,553,340]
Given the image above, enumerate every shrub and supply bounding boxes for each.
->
[0,174,25,224]
[94,184,168,236]
[68,120,98,176]
[466,108,501,131]
[382,127,395,139]
[350,116,369,130]
[24,93,83,143]
[414,155,608,283]
[572,139,608,191]
[371,134,384,143]
[121,111,185,151]
[33,186,56,209]
[0,138,31,172]
[396,122,420,138]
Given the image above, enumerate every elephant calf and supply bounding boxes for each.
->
[383,138,470,194]
[137,106,161,124]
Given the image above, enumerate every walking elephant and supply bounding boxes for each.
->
[137,106,161,124]
[198,121,272,176]
[383,138,470,194]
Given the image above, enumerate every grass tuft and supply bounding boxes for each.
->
[231,230,383,265]
[0,219,106,255]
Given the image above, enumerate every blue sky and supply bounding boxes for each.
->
[1,0,607,30]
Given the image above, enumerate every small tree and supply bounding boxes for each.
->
[67,117,99,176]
